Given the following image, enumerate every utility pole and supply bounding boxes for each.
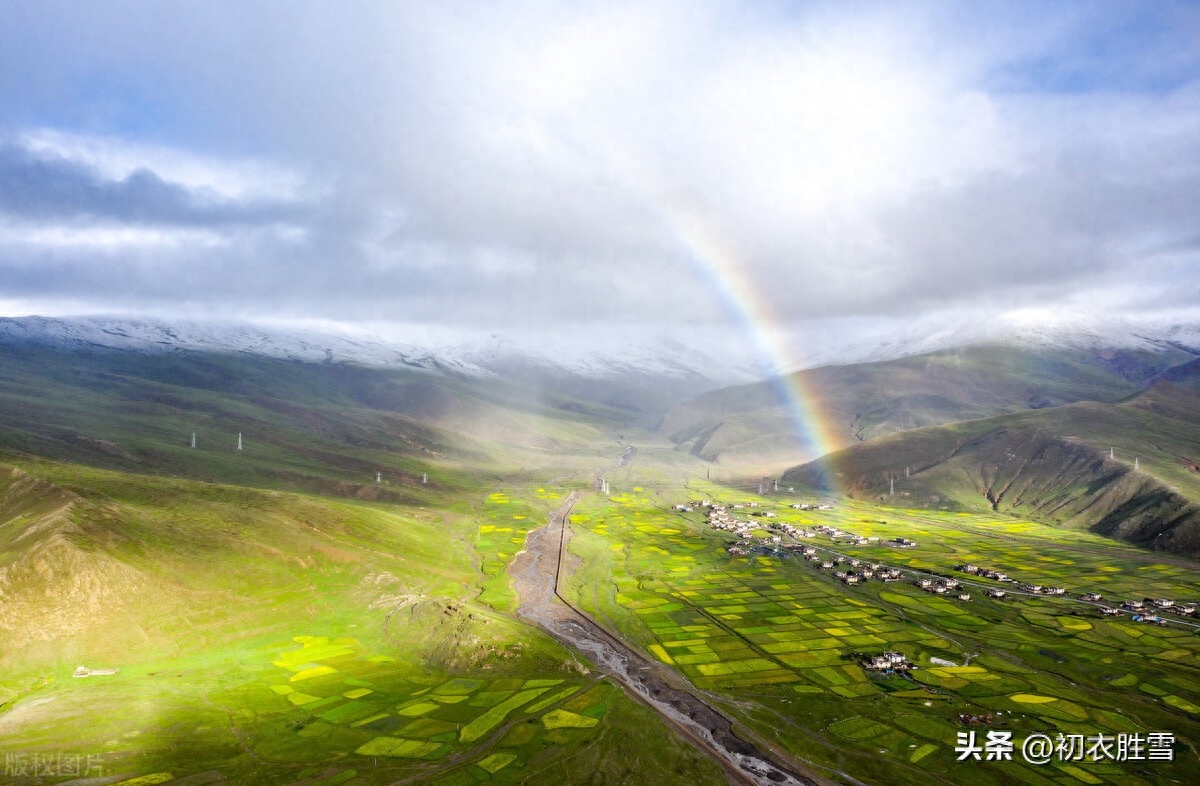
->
[1110,447,1114,459]
[422,472,428,485]
[1135,458,1139,470]
[190,432,195,449]
[237,433,242,451]
[890,477,895,496]
[376,472,382,483]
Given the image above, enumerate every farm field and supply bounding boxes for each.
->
[561,447,1200,786]
[0,456,724,786]
[4,422,1200,785]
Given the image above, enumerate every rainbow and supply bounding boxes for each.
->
[665,206,842,476]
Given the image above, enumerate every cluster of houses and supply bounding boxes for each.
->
[1021,583,1068,596]
[955,566,1198,622]
[813,555,905,585]
[778,522,815,539]
[860,651,915,673]
[700,502,753,536]
[1113,598,1197,623]
[811,524,874,546]
[685,500,1199,628]
[955,564,1015,583]
[914,576,971,601]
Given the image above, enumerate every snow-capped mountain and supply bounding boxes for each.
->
[779,310,1200,372]
[0,315,762,386]
[3,311,1198,393]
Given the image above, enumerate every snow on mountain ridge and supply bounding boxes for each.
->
[0,315,759,384]
[3,314,1198,386]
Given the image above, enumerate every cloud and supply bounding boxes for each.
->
[0,0,1198,358]
[0,139,305,227]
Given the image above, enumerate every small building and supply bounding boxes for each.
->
[958,593,971,601]
[987,589,1007,600]
[1082,592,1102,602]
[863,651,912,672]
[73,666,118,678]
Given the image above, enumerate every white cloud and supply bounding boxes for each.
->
[0,0,1197,358]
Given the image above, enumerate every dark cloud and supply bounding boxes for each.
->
[0,140,302,227]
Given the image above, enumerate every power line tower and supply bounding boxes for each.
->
[376,472,382,483]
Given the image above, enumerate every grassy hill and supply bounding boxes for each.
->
[0,342,632,495]
[662,343,1196,466]
[783,383,1200,555]
[5,338,1200,785]
[0,343,730,785]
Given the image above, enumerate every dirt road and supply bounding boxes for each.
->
[508,491,826,786]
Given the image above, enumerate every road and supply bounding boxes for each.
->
[508,491,828,786]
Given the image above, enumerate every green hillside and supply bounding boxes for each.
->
[784,383,1200,555]
[0,345,727,785]
[0,343,628,495]
[663,343,1196,466]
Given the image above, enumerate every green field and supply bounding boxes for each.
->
[3,346,1200,785]
[562,446,1200,785]
[0,454,724,785]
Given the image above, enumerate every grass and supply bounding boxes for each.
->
[560,444,1200,785]
[4,344,1200,785]
[0,451,724,785]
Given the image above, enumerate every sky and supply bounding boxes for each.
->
[1,1,1199,362]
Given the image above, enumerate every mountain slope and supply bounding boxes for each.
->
[783,383,1200,556]
[663,343,1199,465]
[0,315,755,415]
[0,340,631,496]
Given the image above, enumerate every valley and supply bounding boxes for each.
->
[2,332,1199,785]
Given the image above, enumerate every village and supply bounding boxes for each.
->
[676,499,1200,628]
